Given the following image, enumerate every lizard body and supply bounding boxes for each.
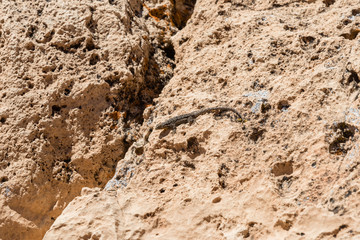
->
[155,107,243,130]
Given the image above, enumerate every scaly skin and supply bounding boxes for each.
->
[155,107,243,130]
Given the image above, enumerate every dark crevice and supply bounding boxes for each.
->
[85,38,98,51]
[108,35,176,125]
[63,158,71,164]
[163,41,175,60]
[342,66,360,88]
[85,13,97,33]
[135,0,197,126]
[348,70,360,84]
[170,0,197,29]
[87,0,199,199]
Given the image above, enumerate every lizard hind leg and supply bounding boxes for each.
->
[187,116,195,126]
[213,109,226,118]
[214,109,239,122]
[170,123,177,133]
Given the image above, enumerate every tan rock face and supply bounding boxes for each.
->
[2,0,360,239]
[0,0,173,239]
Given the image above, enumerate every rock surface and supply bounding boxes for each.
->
[1,0,360,239]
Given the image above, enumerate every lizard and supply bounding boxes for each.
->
[155,107,244,130]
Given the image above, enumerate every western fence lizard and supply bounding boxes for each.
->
[155,107,243,130]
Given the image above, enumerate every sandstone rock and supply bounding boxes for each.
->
[2,0,360,239]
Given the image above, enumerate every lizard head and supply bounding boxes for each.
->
[155,122,168,130]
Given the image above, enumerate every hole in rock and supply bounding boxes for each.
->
[27,82,34,89]
[51,105,61,116]
[163,41,175,60]
[64,88,71,96]
[249,128,266,142]
[24,42,35,51]
[135,146,144,155]
[186,137,204,158]
[85,38,97,51]
[300,36,315,45]
[26,25,37,38]
[0,176,8,183]
[277,100,290,111]
[341,28,360,40]
[323,0,335,7]
[347,70,360,84]
[352,9,360,16]
[271,161,293,176]
[89,53,100,65]
[187,137,199,152]
[261,102,271,113]
[274,219,293,231]
[328,122,357,154]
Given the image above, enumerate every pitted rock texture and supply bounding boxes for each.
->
[0,0,174,239]
[3,0,360,239]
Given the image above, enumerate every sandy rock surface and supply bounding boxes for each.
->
[1,0,360,239]
[0,0,173,239]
